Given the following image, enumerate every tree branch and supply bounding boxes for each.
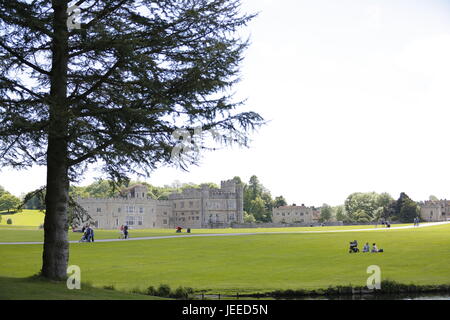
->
[0,41,51,75]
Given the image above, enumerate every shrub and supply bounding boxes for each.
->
[6,218,12,225]
[172,286,194,299]
[157,284,171,297]
[103,285,115,291]
[146,286,157,296]
[130,287,144,295]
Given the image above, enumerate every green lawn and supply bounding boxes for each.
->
[0,276,165,300]
[0,222,414,243]
[1,223,449,297]
[0,210,45,227]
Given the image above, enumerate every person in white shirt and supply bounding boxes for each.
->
[371,243,378,253]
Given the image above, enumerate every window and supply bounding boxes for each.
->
[180,201,185,208]
[126,206,134,213]
[118,207,121,213]
[125,216,135,225]
[164,212,167,215]
[139,207,144,214]
[189,201,193,208]
[174,203,177,208]
[96,208,101,213]
[127,215,143,226]
[163,219,168,224]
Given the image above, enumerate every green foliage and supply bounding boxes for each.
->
[395,193,420,223]
[156,284,172,298]
[242,175,275,223]
[319,204,333,222]
[172,286,194,299]
[0,192,21,213]
[273,196,287,208]
[334,205,348,222]
[145,284,193,299]
[244,211,256,223]
[344,192,395,222]
[6,218,12,225]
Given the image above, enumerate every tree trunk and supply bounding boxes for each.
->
[41,0,70,281]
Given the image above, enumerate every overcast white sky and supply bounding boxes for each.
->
[1,0,450,206]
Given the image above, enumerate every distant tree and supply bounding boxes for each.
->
[345,192,394,222]
[232,176,244,186]
[0,193,21,212]
[248,196,268,222]
[243,211,256,223]
[429,195,439,201]
[334,205,348,222]
[319,204,333,222]
[198,182,220,189]
[242,175,275,222]
[23,193,45,210]
[273,196,287,208]
[395,193,420,223]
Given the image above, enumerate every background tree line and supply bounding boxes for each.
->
[331,191,421,223]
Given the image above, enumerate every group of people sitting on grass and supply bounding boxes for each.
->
[349,240,383,253]
[175,226,191,233]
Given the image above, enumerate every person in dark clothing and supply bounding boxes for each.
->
[349,240,359,253]
[123,224,129,239]
[90,227,95,242]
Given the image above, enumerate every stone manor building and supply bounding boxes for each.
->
[418,199,450,222]
[272,204,321,224]
[77,180,244,229]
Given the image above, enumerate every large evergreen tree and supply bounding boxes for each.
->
[0,0,263,280]
[395,192,420,223]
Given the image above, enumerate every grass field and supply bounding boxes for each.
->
[1,223,450,298]
[0,223,413,242]
[0,276,165,300]
[0,210,45,227]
